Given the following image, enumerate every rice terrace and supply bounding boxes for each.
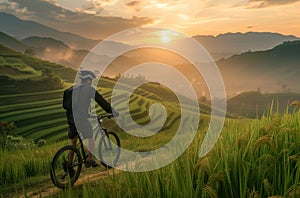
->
[1,3,300,197]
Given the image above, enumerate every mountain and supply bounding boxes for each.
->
[22,36,69,50]
[193,32,299,60]
[227,91,300,118]
[0,44,76,93]
[2,12,299,60]
[0,33,122,70]
[0,12,99,50]
[217,40,300,96]
[21,36,82,68]
[0,33,87,69]
[21,36,114,70]
[0,32,28,52]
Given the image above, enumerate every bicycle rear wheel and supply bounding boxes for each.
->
[50,145,82,188]
[98,131,121,168]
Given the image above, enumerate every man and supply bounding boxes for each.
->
[63,69,114,167]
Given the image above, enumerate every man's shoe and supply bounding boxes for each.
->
[68,168,75,178]
[85,159,99,168]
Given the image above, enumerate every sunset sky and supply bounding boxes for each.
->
[0,0,300,39]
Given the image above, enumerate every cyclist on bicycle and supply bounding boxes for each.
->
[63,69,115,167]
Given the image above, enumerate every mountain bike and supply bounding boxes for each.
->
[50,114,121,188]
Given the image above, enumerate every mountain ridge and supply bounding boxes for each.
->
[193,31,299,60]
[0,12,99,50]
[1,12,299,61]
[217,40,300,96]
[0,32,28,52]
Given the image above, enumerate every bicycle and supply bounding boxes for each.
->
[50,113,121,188]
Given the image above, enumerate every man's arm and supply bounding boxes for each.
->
[94,90,113,113]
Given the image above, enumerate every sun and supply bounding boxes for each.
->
[161,35,171,43]
[160,30,173,43]
[152,30,180,44]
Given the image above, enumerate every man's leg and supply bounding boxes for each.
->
[78,120,99,167]
[68,135,78,163]
[86,137,99,167]
[87,137,95,161]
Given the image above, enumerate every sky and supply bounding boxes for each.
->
[0,0,300,39]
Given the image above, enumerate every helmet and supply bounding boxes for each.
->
[79,70,96,80]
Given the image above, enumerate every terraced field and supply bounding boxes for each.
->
[0,76,204,144]
[0,45,207,144]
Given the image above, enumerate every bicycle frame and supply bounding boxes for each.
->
[50,113,119,188]
[74,115,112,165]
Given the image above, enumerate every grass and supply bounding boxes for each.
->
[48,110,300,198]
[1,109,299,197]
[0,141,65,187]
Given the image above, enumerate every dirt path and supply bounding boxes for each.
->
[20,169,120,198]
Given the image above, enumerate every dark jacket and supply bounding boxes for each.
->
[63,83,112,122]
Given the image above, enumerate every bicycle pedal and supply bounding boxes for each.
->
[85,160,99,168]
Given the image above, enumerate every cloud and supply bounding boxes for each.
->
[1,0,154,39]
[0,1,30,17]
[126,0,142,11]
[247,0,300,8]
[126,0,141,7]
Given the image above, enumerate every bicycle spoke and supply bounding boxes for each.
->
[50,146,82,188]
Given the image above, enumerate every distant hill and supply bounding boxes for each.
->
[193,32,299,60]
[227,91,300,118]
[0,32,28,52]
[0,33,114,70]
[0,12,99,50]
[21,36,88,69]
[22,36,69,50]
[0,44,76,93]
[2,12,299,61]
[217,40,300,96]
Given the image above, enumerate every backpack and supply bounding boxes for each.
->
[63,86,73,110]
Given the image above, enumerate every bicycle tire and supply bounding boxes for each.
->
[98,131,121,168]
[50,145,83,188]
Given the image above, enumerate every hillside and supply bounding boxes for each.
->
[21,36,92,69]
[217,40,300,96]
[0,44,76,93]
[0,44,213,143]
[22,36,70,50]
[227,91,300,118]
[0,32,28,52]
[0,29,123,70]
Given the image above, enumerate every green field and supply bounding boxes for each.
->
[1,44,300,197]
[1,108,300,197]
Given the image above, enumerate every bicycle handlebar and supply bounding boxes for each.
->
[97,113,114,120]
[88,113,114,122]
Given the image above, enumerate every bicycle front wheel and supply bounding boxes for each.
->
[50,145,82,188]
[99,131,121,168]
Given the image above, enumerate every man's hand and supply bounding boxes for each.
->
[112,108,119,117]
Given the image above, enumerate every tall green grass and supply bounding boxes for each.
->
[0,141,65,185]
[1,110,300,197]
[53,111,300,198]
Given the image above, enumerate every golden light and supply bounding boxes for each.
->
[160,30,173,43]
[156,3,167,8]
[161,35,171,43]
